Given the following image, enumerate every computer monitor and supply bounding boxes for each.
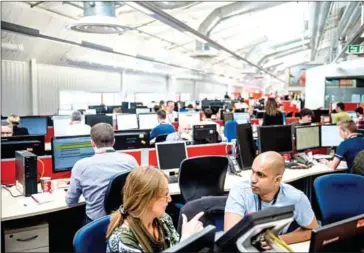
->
[312,109,330,123]
[88,105,106,114]
[121,102,129,110]
[116,114,138,131]
[85,115,113,127]
[258,125,293,154]
[255,110,265,119]
[192,124,218,144]
[20,116,48,136]
[234,112,251,124]
[51,135,94,172]
[138,113,159,129]
[295,125,321,151]
[347,111,358,121]
[113,131,149,150]
[105,105,121,114]
[85,109,97,115]
[309,213,364,252]
[136,108,151,114]
[320,124,343,147]
[215,205,294,252]
[179,112,200,126]
[129,102,137,109]
[52,115,74,137]
[156,142,187,174]
[1,135,45,159]
[163,225,216,253]
[236,124,256,169]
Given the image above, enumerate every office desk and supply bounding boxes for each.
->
[290,241,310,252]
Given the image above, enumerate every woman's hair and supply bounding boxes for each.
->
[7,114,20,125]
[338,119,357,133]
[106,166,168,239]
[265,98,279,116]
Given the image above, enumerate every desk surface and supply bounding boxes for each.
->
[2,163,347,222]
[290,241,310,252]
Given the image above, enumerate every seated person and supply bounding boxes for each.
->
[225,151,318,244]
[234,98,248,112]
[166,122,192,142]
[7,114,29,136]
[1,120,13,137]
[166,100,178,123]
[153,105,160,113]
[187,104,195,112]
[200,108,222,135]
[320,120,364,172]
[332,102,351,124]
[106,166,204,252]
[66,111,91,136]
[291,108,313,126]
[195,101,201,111]
[262,98,283,126]
[150,110,175,140]
[355,107,364,129]
[66,123,138,223]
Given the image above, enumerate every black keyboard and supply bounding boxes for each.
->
[169,176,178,184]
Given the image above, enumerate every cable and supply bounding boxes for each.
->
[37,159,45,178]
[2,185,22,197]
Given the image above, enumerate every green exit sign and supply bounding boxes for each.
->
[347,45,364,54]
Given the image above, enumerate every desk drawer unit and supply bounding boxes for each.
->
[4,223,49,252]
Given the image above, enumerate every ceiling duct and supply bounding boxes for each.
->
[151,2,196,10]
[66,2,129,34]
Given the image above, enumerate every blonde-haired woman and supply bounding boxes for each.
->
[7,114,29,136]
[262,98,283,126]
[106,166,204,253]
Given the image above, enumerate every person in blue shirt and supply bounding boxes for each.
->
[150,109,176,140]
[225,151,318,245]
[320,119,364,172]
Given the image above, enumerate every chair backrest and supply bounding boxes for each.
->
[73,215,110,253]
[171,122,179,131]
[179,156,228,203]
[104,171,131,215]
[177,196,228,234]
[352,150,364,176]
[155,134,168,143]
[286,112,293,118]
[314,174,364,225]
[224,120,237,142]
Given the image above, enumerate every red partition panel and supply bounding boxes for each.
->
[187,144,229,157]
[344,102,359,111]
[45,127,54,143]
[149,149,158,167]
[172,122,179,131]
[215,120,224,127]
[361,103,364,109]
[122,150,142,165]
[286,117,300,125]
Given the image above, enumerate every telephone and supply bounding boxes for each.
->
[227,156,242,176]
[293,153,312,166]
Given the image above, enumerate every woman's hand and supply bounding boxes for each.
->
[180,212,204,241]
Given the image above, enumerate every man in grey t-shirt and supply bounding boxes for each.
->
[225,151,318,245]
[66,123,138,222]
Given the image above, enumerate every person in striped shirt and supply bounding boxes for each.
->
[355,107,364,129]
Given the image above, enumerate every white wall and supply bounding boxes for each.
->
[305,58,364,109]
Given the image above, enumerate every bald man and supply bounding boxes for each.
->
[224,151,318,244]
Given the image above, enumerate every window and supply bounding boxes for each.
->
[135,93,165,105]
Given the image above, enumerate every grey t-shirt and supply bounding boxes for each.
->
[66,150,138,220]
[225,180,314,233]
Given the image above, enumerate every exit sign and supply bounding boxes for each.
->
[347,45,364,54]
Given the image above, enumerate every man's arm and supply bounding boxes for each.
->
[224,212,243,232]
[65,166,82,206]
[322,157,341,170]
[280,217,319,244]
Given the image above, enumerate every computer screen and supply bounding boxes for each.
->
[139,113,159,129]
[234,112,250,124]
[85,115,113,127]
[85,109,96,115]
[20,116,48,136]
[163,225,216,253]
[179,112,200,126]
[136,108,151,114]
[113,131,149,150]
[215,206,294,252]
[347,111,358,121]
[321,125,343,147]
[88,105,106,114]
[236,124,256,168]
[309,213,364,252]
[258,125,293,154]
[52,135,94,172]
[192,124,218,144]
[295,125,320,151]
[312,109,330,123]
[1,135,45,159]
[105,105,121,114]
[156,142,187,170]
[116,114,138,131]
[53,115,86,137]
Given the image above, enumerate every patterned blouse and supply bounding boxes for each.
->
[107,214,179,253]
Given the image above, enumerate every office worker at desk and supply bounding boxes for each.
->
[106,166,204,253]
[7,114,29,136]
[150,110,176,140]
[262,98,283,126]
[332,102,351,124]
[1,120,13,137]
[66,123,138,223]
[166,122,192,142]
[320,120,364,172]
[166,100,178,123]
[65,111,91,136]
[224,151,318,244]
[200,108,222,135]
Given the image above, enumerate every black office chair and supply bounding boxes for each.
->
[103,171,131,215]
[352,150,364,176]
[179,156,228,203]
[286,112,293,118]
[155,134,168,143]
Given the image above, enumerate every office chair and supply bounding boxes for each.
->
[352,150,364,176]
[286,112,293,118]
[179,156,228,203]
[73,215,110,253]
[155,134,168,143]
[224,120,237,142]
[176,196,228,234]
[104,171,131,215]
[314,174,364,225]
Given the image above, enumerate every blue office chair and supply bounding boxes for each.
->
[73,215,110,253]
[224,120,237,142]
[104,171,131,215]
[314,174,364,225]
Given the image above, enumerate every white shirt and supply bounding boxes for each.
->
[65,123,91,136]
[166,111,178,123]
